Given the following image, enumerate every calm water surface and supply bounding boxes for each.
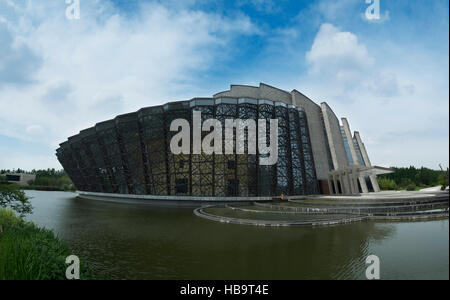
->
[25,191,449,280]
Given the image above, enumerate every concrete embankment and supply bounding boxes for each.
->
[194,192,449,227]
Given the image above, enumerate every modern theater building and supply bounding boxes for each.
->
[57,83,390,201]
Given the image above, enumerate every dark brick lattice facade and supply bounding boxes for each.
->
[57,97,319,197]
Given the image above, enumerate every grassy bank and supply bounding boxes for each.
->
[0,209,94,280]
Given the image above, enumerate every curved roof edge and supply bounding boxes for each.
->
[291,90,321,112]
[321,102,340,121]
[57,84,325,151]
[213,83,292,104]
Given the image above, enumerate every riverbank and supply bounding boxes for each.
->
[0,208,93,280]
[20,185,76,192]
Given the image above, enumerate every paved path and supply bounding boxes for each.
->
[420,186,446,192]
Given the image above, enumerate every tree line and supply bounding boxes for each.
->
[378,166,449,191]
[0,169,74,192]
[1,166,448,193]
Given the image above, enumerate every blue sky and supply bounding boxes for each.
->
[0,0,448,170]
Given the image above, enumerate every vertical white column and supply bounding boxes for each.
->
[340,174,347,195]
[328,176,334,195]
[333,175,339,195]
[346,170,352,195]
[347,170,355,195]
[322,104,340,170]
[354,132,379,193]
[371,175,381,192]
[359,176,369,194]
[352,168,360,194]
[354,132,371,167]
[341,172,347,195]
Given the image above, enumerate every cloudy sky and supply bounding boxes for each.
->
[0,0,448,171]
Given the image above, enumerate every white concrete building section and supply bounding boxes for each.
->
[320,102,348,170]
[219,84,388,195]
[341,119,359,164]
[291,90,332,181]
[4,173,36,186]
[215,84,333,181]
[214,83,293,105]
[341,118,369,194]
[354,131,381,193]
[213,83,390,196]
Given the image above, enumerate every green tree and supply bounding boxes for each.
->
[406,183,417,191]
[379,166,443,190]
[439,166,449,191]
[0,185,33,217]
[378,177,398,190]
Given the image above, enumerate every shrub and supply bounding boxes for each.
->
[0,184,33,217]
[0,208,21,227]
[378,177,397,191]
[406,184,417,191]
[0,208,95,280]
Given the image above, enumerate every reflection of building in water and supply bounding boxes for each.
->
[204,220,391,280]
[55,196,397,280]
[57,83,391,199]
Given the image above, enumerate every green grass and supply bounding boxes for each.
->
[0,208,94,280]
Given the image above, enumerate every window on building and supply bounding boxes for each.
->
[175,178,188,195]
[227,179,239,197]
[6,175,21,182]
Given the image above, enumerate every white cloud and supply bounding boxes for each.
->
[306,23,374,81]
[303,23,422,101]
[0,1,258,169]
[0,17,42,87]
[25,124,43,134]
[301,23,449,169]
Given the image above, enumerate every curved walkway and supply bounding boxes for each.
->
[194,207,367,227]
[194,192,449,227]
[195,205,449,226]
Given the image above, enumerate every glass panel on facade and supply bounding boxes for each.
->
[341,126,354,165]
